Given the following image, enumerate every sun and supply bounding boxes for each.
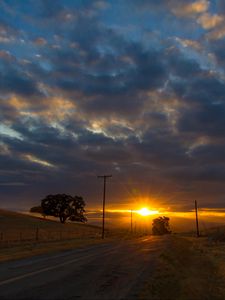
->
[137,207,158,216]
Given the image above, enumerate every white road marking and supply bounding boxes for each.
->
[142,237,151,242]
[0,239,152,287]
[0,248,117,287]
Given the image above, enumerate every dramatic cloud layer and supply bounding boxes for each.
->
[0,0,225,212]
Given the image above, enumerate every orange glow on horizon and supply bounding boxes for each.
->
[86,207,225,221]
[102,207,160,217]
[137,207,159,216]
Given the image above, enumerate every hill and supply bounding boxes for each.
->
[0,209,100,231]
[0,209,103,262]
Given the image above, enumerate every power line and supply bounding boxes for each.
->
[98,175,112,239]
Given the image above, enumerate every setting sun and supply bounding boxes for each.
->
[137,207,159,216]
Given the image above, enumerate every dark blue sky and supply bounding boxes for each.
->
[1,0,225,212]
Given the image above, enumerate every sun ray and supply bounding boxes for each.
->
[137,207,159,216]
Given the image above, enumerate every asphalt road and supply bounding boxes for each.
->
[0,236,167,300]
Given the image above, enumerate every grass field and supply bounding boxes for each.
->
[0,209,105,262]
[0,209,102,241]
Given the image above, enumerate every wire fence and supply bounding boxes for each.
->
[0,227,102,247]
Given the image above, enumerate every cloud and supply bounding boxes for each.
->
[178,102,225,138]
[0,69,41,97]
[206,23,225,40]
[190,144,225,164]
[128,0,210,18]
[0,50,14,61]
[167,48,201,78]
[170,71,225,105]
[175,38,202,51]
[35,0,65,19]
[210,39,225,67]
[0,19,18,43]
[197,13,223,29]
[166,164,225,182]
[93,1,110,10]
[33,37,47,46]
[0,0,225,212]
[217,0,225,14]
[0,55,43,97]
[171,0,209,17]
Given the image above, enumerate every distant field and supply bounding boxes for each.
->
[0,209,105,261]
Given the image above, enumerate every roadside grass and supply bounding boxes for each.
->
[140,235,225,300]
[0,237,107,262]
[204,225,225,243]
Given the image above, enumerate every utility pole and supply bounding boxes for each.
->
[195,200,200,237]
[130,209,133,233]
[98,175,112,239]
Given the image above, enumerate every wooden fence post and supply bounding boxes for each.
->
[35,228,39,241]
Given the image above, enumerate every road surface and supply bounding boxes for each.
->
[0,236,167,300]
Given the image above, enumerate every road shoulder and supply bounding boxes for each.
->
[139,235,225,300]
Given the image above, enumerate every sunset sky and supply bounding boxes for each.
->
[0,0,225,220]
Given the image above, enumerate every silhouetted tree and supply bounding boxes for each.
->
[152,216,171,235]
[41,194,87,224]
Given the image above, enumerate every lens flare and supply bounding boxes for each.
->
[137,207,159,216]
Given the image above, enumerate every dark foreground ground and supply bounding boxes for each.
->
[0,235,224,300]
[0,236,166,300]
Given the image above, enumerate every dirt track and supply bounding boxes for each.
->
[0,236,167,300]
